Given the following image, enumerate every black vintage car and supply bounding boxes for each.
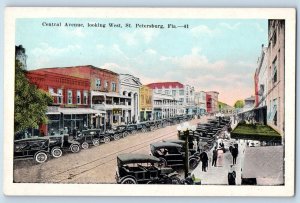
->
[139,121,152,132]
[110,125,132,138]
[49,134,81,157]
[115,153,180,184]
[14,137,50,163]
[76,129,112,149]
[150,142,200,170]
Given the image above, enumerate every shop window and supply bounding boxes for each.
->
[68,90,73,104]
[58,89,63,104]
[77,90,81,104]
[83,91,88,104]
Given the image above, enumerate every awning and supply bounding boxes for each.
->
[47,107,106,115]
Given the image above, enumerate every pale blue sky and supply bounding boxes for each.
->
[16,18,268,105]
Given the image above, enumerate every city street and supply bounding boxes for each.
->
[13,117,207,184]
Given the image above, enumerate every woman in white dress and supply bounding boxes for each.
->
[216,148,224,167]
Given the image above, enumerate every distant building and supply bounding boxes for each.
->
[15,45,27,70]
[194,91,207,115]
[139,85,153,121]
[119,74,142,123]
[152,92,181,120]
[244,96,255,110]
[206,91,219,113]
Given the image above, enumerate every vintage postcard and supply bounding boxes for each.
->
[3,7,296,196]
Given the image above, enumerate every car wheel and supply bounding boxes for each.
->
[114,134,120,141]
[34,152,48,163]
[81,142,89,149]
[122,132,129,138]
[103,137,111,143]
[132,130,137,134]
[120,177,137,184]
[92,139,100,146]
[158,158,167,167]
[141,128,146,133]
[170,175,181,184]
[146,180,156,184]
[189,158,199,170]
[70,144,80,153]
[51,147,63,158]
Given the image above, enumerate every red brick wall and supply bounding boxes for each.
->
[32,65,119,93]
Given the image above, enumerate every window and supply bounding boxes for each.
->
[48,87,54,95]
[105,81,108,89]
[165,90,169,95]
[95,78,101,88]
[83,91,88,105]
[272,58,278,84]
[158,90,162,93]
[111,82,116,92]
[57,89,63,104]
[272,31,277,47]
[77,90,81,104]
[68,90,73,104]
[172,90,176,96]
[179,90,184,95]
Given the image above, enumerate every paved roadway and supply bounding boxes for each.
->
[13,117,207,184]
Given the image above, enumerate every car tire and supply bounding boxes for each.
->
[34,151,48,163]
[70,144,80,153]
[158,158,167,167]
[114,134,120,141]
[81,142,89,149]
[92,139,100,146]
[141,128,146,133]
[51,147,63,158]
[103,137,111,143]
[120,177,137,184]
[170,175,181,184]
[132,130,137,135]
[122,132,129,138]
[189,158,199,170]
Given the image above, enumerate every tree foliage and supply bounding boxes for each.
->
[14,60,53,133]
[234,100,245,108]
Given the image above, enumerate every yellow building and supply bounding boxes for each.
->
[139,85,153,121]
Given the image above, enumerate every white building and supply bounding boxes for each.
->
[119,74,142,123]
[194,91,207,115]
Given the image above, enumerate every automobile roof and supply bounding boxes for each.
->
[117,153,160,164]
[150,142,182,148]
[162,139,185,144]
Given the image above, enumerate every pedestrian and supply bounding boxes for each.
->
[216,147,224,167]
[219,140,225,152]
[200,150,208,172]
[228,165,236,185]
[231,145,239,165]
[212,147,218,167]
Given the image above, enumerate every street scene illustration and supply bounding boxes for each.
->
[13,18,284,186]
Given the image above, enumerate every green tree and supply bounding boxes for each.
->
[234,100,245,108]
[14,60,53,133]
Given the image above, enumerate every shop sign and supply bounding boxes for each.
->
[112,108,122,115]
[47,106,59,113]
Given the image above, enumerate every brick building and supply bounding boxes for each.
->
[206,91,219,114]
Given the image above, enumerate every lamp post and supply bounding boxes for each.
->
[177,122,197,178]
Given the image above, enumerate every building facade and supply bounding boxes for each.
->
[139,85,153,121]
[266,20,285,136]
[194,91,207,115]
[184,85,195,114]
[119,74,142,123]
[152,92,181,120]
[26,70,102,135]
[206,91,219,113]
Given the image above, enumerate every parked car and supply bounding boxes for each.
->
[76,129,111,149]
[14,137,50,163]
[115,153,180,184]
[111,125,131,138]
[150,142,200,170]
[139,121,152,132]
[48,134,81,157]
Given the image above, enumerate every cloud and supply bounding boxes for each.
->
[96,44,104,50]
[220,22,241,30]
[145,48,157,55]
[160,47,226,71]
[253,23,265,32]
[120,29,159,46]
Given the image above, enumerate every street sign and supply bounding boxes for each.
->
[112,108,122,115]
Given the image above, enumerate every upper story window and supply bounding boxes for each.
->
[95,78,101,88]
[165,90,169,95]
[179,90,184,95]
[48,87,54,95]
[104,81,108,89]
[57,89,63,104]
[272,57,278,84]
[77,90,81,104]
[172,90,176,96]
[83,91,88,105]
[111,82,117,92]
[68,90,73,104]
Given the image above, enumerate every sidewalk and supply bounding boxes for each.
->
[192,139,246,185]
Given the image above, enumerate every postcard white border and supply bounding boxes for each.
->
[3,7,296,196]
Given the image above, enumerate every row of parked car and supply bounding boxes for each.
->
[14,115,195,164]
[115,117,232,184]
